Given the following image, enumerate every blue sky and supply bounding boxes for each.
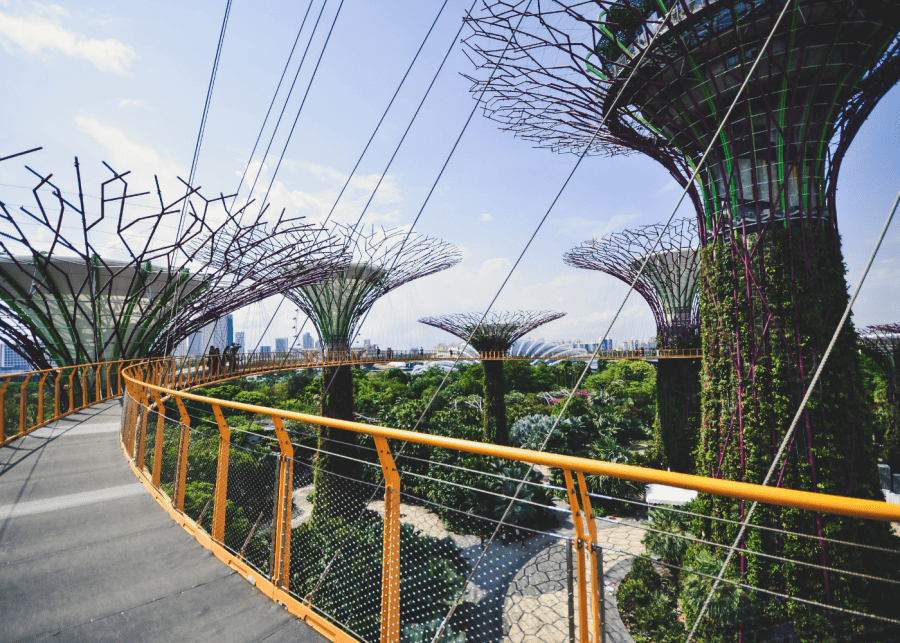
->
[1,0,898,352]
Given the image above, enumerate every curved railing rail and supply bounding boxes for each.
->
[0,358,142,448]
[0,345,696,449]
[115,355,900,643]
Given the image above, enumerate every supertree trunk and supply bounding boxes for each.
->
[312,362,363,521]
[482,358,508,446]
[696,228,897,637]
[655,355,702,474]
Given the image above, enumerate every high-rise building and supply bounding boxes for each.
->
[226,315,234,346]
[260,346,271,354]
[1,344,31,373]
[179,316,231,356]
[302,332,314,349]
[234,332,245,351]
[275,337,288,353]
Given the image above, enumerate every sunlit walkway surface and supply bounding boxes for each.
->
[0,399,324,643]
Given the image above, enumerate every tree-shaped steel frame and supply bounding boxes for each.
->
[463,0,900,239]
[419,311,565,445]
[288,224,462,351]
[0,156,346,370]
[564,218,700,348]
[418,310,566,354]
[463,0,900,630]
[860,324,900,470]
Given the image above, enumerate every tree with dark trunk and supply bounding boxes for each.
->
[419,311,565,445]
[287,225,460,518]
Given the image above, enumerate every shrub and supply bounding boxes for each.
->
[617,557,685,643]
[289,513,469,641]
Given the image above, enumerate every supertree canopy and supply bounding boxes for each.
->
[285,224,461,517]
[564,218,701,472]
[464,0,900,635]
[859,324,900,471]
[0,157,346,371]
[419,311,565,445]
[564,218,700,347]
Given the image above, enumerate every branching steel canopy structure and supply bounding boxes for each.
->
[288,224,462,352]
[464,0,900,630]
[418,310,566,354]
[419,310,566,445]
[564,218,700,347]
[0,157,347,370]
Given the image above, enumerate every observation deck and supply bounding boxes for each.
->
[2,354,898,642]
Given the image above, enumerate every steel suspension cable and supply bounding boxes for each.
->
[228,0,316,214]
[685,182,900,642]
[163,0,233,359]
[254,0,346,216]
[239,0,330,220]
[275,0,454,364]
[429,0,804,635]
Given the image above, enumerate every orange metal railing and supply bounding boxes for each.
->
[115,354,900,643]
[0,358,142,448]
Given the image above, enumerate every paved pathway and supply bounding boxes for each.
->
[0,399,325,643]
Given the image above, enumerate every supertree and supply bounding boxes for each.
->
[419,310,566,445]
[286,224,461,517]
[0,157,346,371]
[463,0,900,635]
[859,324,900,471]
[565,218,701,472]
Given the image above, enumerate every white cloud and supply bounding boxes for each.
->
[118,98,147,109]
[479,213,493,222]
[550,213,637,239]
[75,115,186,200]
[0,8,136,74]
[235,156,406,226]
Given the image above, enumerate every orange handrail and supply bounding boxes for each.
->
[120,356,900,524]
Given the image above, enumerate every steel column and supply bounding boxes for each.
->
[374,435,401,643]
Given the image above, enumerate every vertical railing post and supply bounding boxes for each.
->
[271,417,294,589]
[37,372,48,426]
[567,539,576,643]
[374,435,401,643]
[19,374,32,435]
[136,387,150,471]
[211,404,231,543]
[150,389,166,487]
[95,365,102,403]
[67,368,75,414]
[0,377,11,442]
[54,371,60,419]
[173,395,191,511]
[563,469,589,643]
[122,384,137,458]
[576,471,603,643]
[80,367,88,409]
[106,363,112,400]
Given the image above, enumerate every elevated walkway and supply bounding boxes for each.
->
[0,399,324,643]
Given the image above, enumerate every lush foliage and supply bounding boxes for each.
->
[288,512,469,641]
[617,557,685,643]
[697,229,900,639]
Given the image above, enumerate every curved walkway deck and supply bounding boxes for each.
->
[0,399,324,643]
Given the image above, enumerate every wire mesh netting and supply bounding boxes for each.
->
[116,386,900,643]
[221,441,278,563]
[181,426,222,533]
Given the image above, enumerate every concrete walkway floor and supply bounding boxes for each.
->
[0,399,325,643]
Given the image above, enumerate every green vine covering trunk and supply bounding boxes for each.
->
[654,356,701,473]
[313,363,364,520]
[692,227,900,640]
[482,359,508,446]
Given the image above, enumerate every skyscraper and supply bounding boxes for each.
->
[275,337,288,353]
[234,332,245,351]
[302,332,314,349]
